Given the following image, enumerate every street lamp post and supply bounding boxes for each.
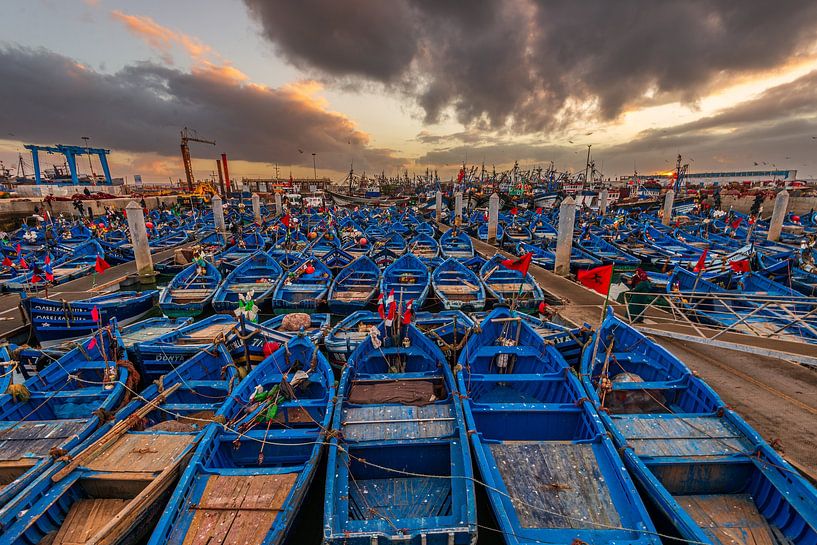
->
[312,153,317,180]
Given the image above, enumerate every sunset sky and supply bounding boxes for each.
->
[3,0,817,183]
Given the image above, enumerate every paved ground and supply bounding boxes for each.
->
[462,227,817,478]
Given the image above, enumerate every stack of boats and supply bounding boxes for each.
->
[0,198,815,545]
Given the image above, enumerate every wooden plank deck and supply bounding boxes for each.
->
[180,473,296,545]
[0,419,87,461]
[342,404,454,442]
[52,498,130,545]
[675,494,789,545]
[614,415,751,457]
[85,433,194,474]
[349,477,451,520]
[489,441,622,530]
[177,323,235,344]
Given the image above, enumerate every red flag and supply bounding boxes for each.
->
[45,270,54,282]
[730,259,751,273]
[536,207,543,214]
[457,168,465,182]
[14,243,20,255]
[31,274,42,284]
[501,252,532,277]
[91,306,99,322]
[510,206,519,215]
[402,300,414,325]
[730,218,742,229]
[44,254,51,265]
[281,214,292,228]
[577,264,614,295]
[86,337,97,350]
[2,256,11,267]
[385,289,396,326]
[18,257,28,270]
[95,256,110,274]
[377,293,385,320]
[693,248,708,273]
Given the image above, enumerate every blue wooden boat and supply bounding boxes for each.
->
[477,222,504,243]
[729,271,817,313]
[581,309,817,545]
[0,345,238,545]
[668,267,817,343]
[757,252,817,297]
[480,253,545,312]
[440,228,474,259]
[381,253,431,309]
[271,257,333,314]
[370,245,401,269]
[328,255,380,315]
[407,232,440,261]
[0,329,129,510]
[414,220,437,237]
[432,257,486,311]
[2,239,105,292]
[118,316,193,365]
[159,260,223,317]
[21,290,159,348]
[133,315,238,384]
[458,307,660,545]
[577,234,641,269]
[0,344,15,399]
[212,250,283,313]
[147,336,334,545]
[260,312,331,343]
[377,231,408,255]
[322,246,356,272]
[324,322,477,545]
[504,222,533,243]
[324,310,381,371]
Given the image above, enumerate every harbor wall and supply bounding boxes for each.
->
[717,193,817,216]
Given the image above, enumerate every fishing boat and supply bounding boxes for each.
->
[581,309,817,545]
[577,234,642,269]
[21,290,159,348]
[439,228,475,259]
[324,321,477,545]
[381,253,431,309]
[477,222,504,243]
[118,317,193,365]
[271,257,333,314]
[212,250,283,313]
[324,311,382,371]
[260,312,331,343]
[457,307,661,545]
[328,255,380,314]
[480,253,545,312]
[2,239,105,293]
[407,232,440,261]
[0,328,129,510]
[132,315,237,384]
[0,345,238,545]
[667,267,817,343]
[147,336,335,545]
[0,344,16,399]
[159,260,223,317]
[432,257,486,311]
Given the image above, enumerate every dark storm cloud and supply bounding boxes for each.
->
[244,0,817,133]
[0,46,404,172]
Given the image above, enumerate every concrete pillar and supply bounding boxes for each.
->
[662,189,675,226]
[487,193,500,244]
[212,195,226,233]
[252,193,261,224]
[599,189,608,216]
[125,201,154,279]
[454,192,463,222]
[435,190,442,220]
[554,197,576,276]
[274,192,282,215]
[767,190,789,242]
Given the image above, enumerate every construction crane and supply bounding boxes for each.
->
[180,127,215,192]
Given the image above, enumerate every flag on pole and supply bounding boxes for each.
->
[14,243,20,255]
[501,252,532,276]
[18,257,28,269]
[402,300,413,325]
[384,289,396,326]
[693,247,708,273]
[2,256,11,267]
[377,293,385,320]
[281,214,292,228]
[91,306,100,322]
[729,259,751,273]
[577,264,614,295]
[44,254,51,265]
[95,256,110,274]
[44,262,54,282]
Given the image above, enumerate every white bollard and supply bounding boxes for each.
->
[212,195,226,233]
[599,189,608,216]
[435,190,443,221]
[125,201,154,279]
[252,193,262,224]
[487,193,500,244]
[274,192,282,216]
[454,192,463,222]
[662,189,675,226]
[767,190,789,242]
[554,197,576,276]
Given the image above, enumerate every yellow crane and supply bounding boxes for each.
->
[180,127,215,192]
